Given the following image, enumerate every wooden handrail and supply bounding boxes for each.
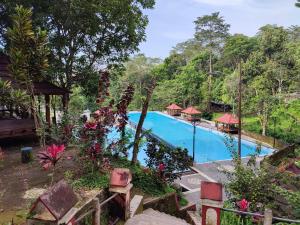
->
[221,208,300,224]
[99,193,118,207]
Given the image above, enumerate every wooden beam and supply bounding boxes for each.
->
[62,93,69,111]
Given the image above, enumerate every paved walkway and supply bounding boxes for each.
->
[175,157,264,208]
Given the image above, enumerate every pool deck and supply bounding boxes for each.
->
[175,156,264,208]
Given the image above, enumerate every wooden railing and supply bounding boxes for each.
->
[221,208,300,224]
[61,193,119,225]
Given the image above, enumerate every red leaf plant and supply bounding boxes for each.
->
[37,144,65,185]
[80,71,134,172]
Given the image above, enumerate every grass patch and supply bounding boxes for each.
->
[212,112,224,121]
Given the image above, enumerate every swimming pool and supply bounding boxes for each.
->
[128,111,273,163]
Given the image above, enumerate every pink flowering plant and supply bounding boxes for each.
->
[37,144,65,185]
[79,71,134,173]
[237,199,249,212]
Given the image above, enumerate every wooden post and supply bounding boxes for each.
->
[93,198,101,225]
[237,60,242,159]
[52,95,57,125]
[45,94,51,126]
[263,208,272,225]
[62,93,69,111]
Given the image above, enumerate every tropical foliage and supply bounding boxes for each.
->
[0,0,155,95]
[223,135,300,219]
[6,5,49,137]
[109,12,300,143]
[145,136,193,183]
[0,78,30,117]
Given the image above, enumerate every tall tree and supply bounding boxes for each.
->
[247,75,277,136]
[171,38,203,62]
[296,0,300,7]
[223,34,257,68]
[119,54,161,110]
[7,5,48,138]
[258,25,288,59]
[0,0,155,100]
[194,12,230,110]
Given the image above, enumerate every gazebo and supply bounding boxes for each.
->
[215,113,239,134]
[181,106,201,121]
[166,103,182,116]
[0,53,70,139]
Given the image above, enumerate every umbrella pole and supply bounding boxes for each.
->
[193,121,196,162]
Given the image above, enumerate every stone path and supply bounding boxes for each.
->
[125,208,190,225]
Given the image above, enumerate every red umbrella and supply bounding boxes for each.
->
[215,113,239,124]
[181,106,201,115]
[166,103,182,110]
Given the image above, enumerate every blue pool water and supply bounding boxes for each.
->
[127,111,273,164]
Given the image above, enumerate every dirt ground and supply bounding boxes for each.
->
[0,137,79,224]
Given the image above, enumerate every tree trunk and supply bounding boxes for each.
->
[131,86,154,164]
[259,112,268,136]
[262,121,267,136]
[27,82,43,146]
[207,52,213,111]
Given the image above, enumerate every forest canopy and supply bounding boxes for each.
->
[109,13,300,143]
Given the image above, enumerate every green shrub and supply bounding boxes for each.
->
[201,111,213,120]
[110,157,175,196]
[72,173,109,190]
[223,136,283,212]
[145,136,193,183]
[132,169,167,196]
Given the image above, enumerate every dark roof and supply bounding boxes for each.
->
[33,81,70,95]
[0,54,70,95]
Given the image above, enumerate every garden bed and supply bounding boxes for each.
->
[0,144,80,224]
